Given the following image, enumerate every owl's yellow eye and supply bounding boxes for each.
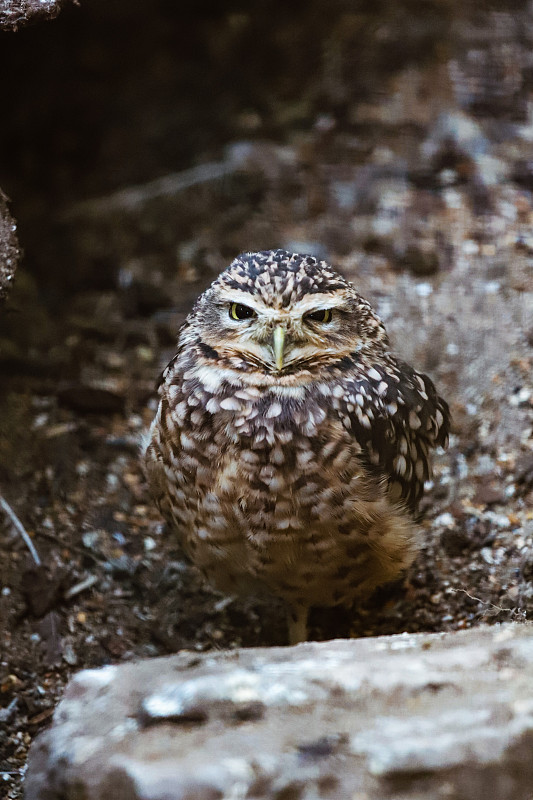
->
[230,302,256,320]
[305,308,332,324]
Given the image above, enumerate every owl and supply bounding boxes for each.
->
[144,250,450,644]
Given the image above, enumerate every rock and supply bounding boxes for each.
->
[421,112,490,165]
[0,0,72,31]
[440,526,471,556]
[20,564,68,617]
[0,189,19,304]
[281,240,329,262]
[398,243,440,276]
[473,478,506,507]
[56,384,125,414]
[516,453,533,493]
[25,624,533,800]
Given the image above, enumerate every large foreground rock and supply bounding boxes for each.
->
[25,624,533,800]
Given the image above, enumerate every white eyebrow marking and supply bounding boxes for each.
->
[293,294,349,312]
[216,289,349,317]
[216,289,265,310]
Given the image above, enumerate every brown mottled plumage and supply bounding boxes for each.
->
[144,250,450,643]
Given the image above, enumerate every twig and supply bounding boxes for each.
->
[64,573,98,600]
[61,160,238,219]
[450,587,514,614]
[0,495,41,566]
[35,529,106,563]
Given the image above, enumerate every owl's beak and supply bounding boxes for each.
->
[273,325,286,371]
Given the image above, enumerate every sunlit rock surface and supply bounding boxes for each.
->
[25,624,533,800]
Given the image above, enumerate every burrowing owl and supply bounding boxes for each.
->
[144,250,450,644]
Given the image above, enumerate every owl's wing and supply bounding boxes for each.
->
[340,358,450,511]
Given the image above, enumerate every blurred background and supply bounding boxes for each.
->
[0,0,532,401]
[1,2,533,792]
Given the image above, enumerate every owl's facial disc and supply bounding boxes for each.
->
[206,290,355,373]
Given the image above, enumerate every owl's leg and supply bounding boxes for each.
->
[287,604,309,645]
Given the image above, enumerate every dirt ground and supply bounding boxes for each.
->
[1,3,533,798]
[1,177,532,796]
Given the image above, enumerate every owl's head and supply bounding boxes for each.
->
[187,250,388,376]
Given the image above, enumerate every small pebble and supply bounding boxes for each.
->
[434,512,455,528]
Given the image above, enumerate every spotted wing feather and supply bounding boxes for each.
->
[339,357,450,511]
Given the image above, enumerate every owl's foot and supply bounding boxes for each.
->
[287,605,309,645]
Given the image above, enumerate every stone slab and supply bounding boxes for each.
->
[24,623,533,800]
